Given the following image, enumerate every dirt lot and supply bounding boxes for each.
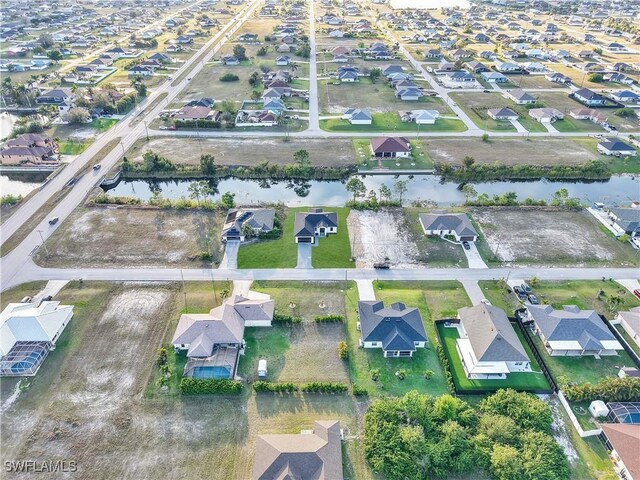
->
[347,209,420,268]
[424,137,596,166]
[472,208,639,266]
[35,206,224,268]
[127,136,356,167]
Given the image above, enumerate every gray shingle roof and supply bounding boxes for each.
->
[358,301,427,351]
[458,304,528,362]
[527,305,617,350]
[419,213,478,237]
[609,208,640,234]
[294,209,337,237]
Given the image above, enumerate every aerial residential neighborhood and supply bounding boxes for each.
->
[1,0,640,478]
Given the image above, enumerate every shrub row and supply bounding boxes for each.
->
[352,384,369,396]
[314,314,344,323]
[562,376,640,402]
[435,343,456,394]
[273,312,303,325]
[253,381,297,393]
[301,382,349,393]
[179,378,243,394]
[345,199,402,211]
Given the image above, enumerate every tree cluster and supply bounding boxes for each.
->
[363,389,569,480]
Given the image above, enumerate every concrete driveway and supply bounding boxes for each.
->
[296,243,313,269]
[463,242,488,269]
[219,241,240,270]
[462,280,486,305]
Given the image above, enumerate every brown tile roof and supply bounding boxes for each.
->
[601,423,640,479]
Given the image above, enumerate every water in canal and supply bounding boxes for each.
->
[103,174,640,207]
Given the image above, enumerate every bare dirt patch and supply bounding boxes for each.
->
[472,208,638,266]
[425,137,596,167]
[127,136,356,167]
[35,206,224,268]
[347,209,420,268]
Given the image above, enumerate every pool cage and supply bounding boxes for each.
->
[0,341,52,376]
[607,402,640,424]
[183,345,239,379]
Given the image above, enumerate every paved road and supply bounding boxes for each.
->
[0,0,265,290]
[307,0,320,132]
[2,256,638,292]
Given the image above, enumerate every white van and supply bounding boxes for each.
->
[258,359,267,378]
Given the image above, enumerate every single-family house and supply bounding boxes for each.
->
[294,208,337,244]
[128,65,154,76]
[0,301,74,376]
[599,424,640,480]
[607,207,640,239]
[275,55,291,66]
[526,305,623,356]
[425,48,443,59]
[494,60,520,72]
[395,86,424,101]
[446,71,475,83]
[569,108,607,124]
[253,420,344,480]
[419,213,478,242]
[337,66,359,82]
[614,307,640,349]
[529,108,564,123]
[342,108,372,125]
[172,293,274,379]
[221,55,240,65]
[36,88,72,106]
[438,59,456,71]
[221,208,275,242]
[481,71,508,83]
[370,136,411,158]
[357,300,428,358]
[546,72,572,84]
[572,88,607,106]
[235,109,280,127]
[610,90,639,104]
[401,109,440,125]
[382,65,404,76]
[506,89,536,104]
[454,304,530,379]
[604,73,635,85]
[597,138,637,156]
[1,133,57,166]
[466,61,489,74]
[488,107,519,120]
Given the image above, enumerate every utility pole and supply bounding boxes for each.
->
[120,141,126,157]
[37,230,49,255]
[180,269,188,313]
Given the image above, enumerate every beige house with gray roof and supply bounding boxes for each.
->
[253,420,343,480]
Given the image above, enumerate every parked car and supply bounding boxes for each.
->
[462,241,471,250]
[633,289,640,300]
[42,295,53,302]
[93,164,101,170]
[258,359,268,378]
[49,216,59,225]
[528,294,540,305]
[521,283,532,294]
[481,298,492,305]
[20,296,32,303]
[513,286,527,301]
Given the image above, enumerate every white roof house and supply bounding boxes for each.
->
[0,302,74,376]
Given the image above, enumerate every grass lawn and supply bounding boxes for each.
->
[449,92,517,132]
[552,117,603,133]
[437,322,552,392]
[529,331,637,385]
[58,140,90,155]
[532,280,640,320]
[321,114,466,132]
[312,207,354,268]
[344,280,468,397]
[90,118,118,132]
[354,138,435,170]
[0,281,47,310]
[478,280,522,315]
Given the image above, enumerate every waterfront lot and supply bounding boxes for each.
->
[320,114,466,132]
[126,137,356,167]
[437,322,552,392]
[424,136,596,167]
[239,281,350,383]
[0,281,372,480]
[471,209,639,267]
[34,207,225,268]
[344,280,470,398]
[237,207,354,269]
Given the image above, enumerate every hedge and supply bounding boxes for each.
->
[352,384,369,396]
[314,314,344,323]
[253,381,298,393]
[301,382,349,393]
[436,343,456,394]
[562,377,640,402]
[179,378,243,394]
[273,312,303,325]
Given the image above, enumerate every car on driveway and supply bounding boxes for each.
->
[634,289,640,300]
[521,283,532,295]
[528,294,540,305]
[513,286,527,301]
[462,241,471,250]
[48,216,59,225]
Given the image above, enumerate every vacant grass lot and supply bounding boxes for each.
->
[478,280,522,315]
[424,136,596,167]
[404,208,468,267]
[320,113,466,132]
[181,64,261,103]
[127,136,356,167]
[527,280,640,320]
[35,206,225,268]
[238,207,354,268]
[472,209,639,267]
[449,91,517,132]
[437,323,552,392]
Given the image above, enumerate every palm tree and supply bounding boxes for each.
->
[220,288,231,300]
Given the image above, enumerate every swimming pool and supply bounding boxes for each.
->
[191,366,232,379]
